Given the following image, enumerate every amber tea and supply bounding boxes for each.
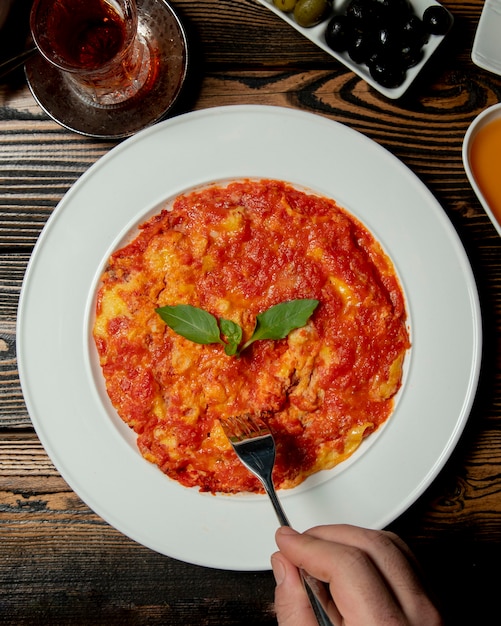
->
[47,0,128,71]
[31,0,152,106]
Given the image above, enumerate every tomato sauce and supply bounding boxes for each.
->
[94,179,410,493]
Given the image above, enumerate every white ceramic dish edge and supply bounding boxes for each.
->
[472,0,501,76]
[463,102,501,239]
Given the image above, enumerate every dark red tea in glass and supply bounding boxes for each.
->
[48,0,127,71]
[30,0,152,106]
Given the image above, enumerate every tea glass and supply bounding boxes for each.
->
[30,0,152,107]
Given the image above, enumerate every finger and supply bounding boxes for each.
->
[303,525,442,624]
[305,524,418,567]
[276,526,410,624]
[271,551,318,626]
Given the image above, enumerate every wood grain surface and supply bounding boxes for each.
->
[1,0,500,623]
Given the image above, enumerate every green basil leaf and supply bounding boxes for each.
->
[243,299,319,349]
[219,318,243,356]
[224,342,239,356]
[156,299,319,356]
[156,304,223,345]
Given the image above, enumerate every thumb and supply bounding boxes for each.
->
[271,551,318,626]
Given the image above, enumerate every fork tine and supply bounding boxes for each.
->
[221,412,284,519]
[220,412,271,442]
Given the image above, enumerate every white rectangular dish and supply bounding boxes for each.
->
[256,0,453,99]
[472,0,501,76]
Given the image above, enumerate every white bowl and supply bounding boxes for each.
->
[462,102,501,239]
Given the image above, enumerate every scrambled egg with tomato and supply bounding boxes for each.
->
[93,179,410,493]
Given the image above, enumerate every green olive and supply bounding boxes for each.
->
[273,0,297,12]
[293,0,330,27]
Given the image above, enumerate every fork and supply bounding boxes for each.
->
[221,413,337,626]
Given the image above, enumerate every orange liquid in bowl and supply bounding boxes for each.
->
[470,117,501,227]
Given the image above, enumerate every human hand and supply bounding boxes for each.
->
[271,525,443,626]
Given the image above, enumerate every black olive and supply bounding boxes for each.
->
[400,41,423,68]
[373,0,412,24]
[368,54,406,87]
[346,0,377,26]
[423,5,452,35]
[347,30,372,64]
[325,15,351,52]
[401,15,428,46]
[325,0,449,91]
[375,26,402,52]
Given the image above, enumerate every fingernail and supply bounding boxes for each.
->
[271,554,286,585]
[277,526,299,536]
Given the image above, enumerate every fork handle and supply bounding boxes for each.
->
[299,569,336,626]
[263,484,338,626]
[265,481,290,526]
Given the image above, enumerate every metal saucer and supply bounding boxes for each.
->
[25,0,188,139]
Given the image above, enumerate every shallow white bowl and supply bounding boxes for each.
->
[462,102,501,239]
[17,105,481,570]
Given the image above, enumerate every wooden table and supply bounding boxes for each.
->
[1,0,500,623]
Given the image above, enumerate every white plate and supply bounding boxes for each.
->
[17,105,481,571]
[256,0,453,99]
[463,102,501,238]
[472,0,501,76]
